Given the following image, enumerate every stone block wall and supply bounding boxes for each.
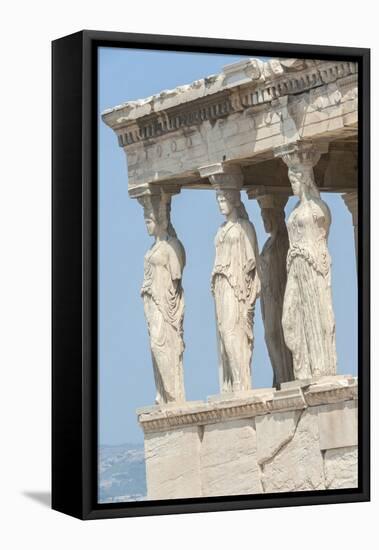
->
[138,376,358,499]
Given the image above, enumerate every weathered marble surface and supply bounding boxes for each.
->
[324,446,358,489]
[139,188,186,404]
[102,58,358,193]
[208,166,260,393]
[257,408,325,492]
[200,419,261,496]
[255,409,301,465]
[257,193,293,385]
[277,142,337,379]
[144,426,201,499]
[317,400,357,450]
[139,376,358,499]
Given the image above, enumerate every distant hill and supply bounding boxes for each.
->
[98,443,146,503]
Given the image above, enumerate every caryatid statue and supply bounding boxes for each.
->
[137,186,186,405]
[257,194,294,386]
[201,164,261,393]
[275,142,337,380]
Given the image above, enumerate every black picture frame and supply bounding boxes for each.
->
[52,30,370,520]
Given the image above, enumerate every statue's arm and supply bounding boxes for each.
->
[312,199,331,232]
[242,222,258,272]
[243,221,261,298]
[167,240,184,281]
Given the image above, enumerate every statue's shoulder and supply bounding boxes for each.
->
[287,200,301,222]
[239,217,258,239]
[310,198,331,226]
[166,235,186,267]
[239,217,254,228]
[214,220,228,239]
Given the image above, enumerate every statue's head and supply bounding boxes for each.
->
[144,212,159,237]
[288,165,319,200]
[216,189,249,220]
[139,191,171,239]
[216,190,238,216]
[258,194,287,234]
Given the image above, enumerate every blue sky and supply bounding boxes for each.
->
[98,47,357,446]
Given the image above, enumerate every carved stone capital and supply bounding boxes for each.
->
[250,191,290,212]
[128,182,181,201]
[245,185,291,200]
[274,141,329,170]
[198,163,244,191]
[129,182,181,218]
[129,183,182,239]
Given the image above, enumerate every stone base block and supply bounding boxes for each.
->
[257,408,325,492]
[324,446,358,489]
[144,426,201,499]
[200,419,261,497]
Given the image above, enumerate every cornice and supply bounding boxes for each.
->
[137,375,357,434]
[102,59,357,147]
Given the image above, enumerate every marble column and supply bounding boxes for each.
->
[342,191,358,270]
[131,183,186,405]
[248,191,294,386]
[274,142,337,380]
[199,164,261,393]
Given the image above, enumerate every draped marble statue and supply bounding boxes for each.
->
[278,144,337,379]
[211,189,261,393]
[258,194,294,386]
[138,189,186,404]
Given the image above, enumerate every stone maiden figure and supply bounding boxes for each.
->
[211,189,261,393]
[258,194,294,386]
[282,164,337,379]
[139,190,186,404]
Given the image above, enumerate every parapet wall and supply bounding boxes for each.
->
[137,375,358,499]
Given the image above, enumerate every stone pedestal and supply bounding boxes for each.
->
[137,376,358,499]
